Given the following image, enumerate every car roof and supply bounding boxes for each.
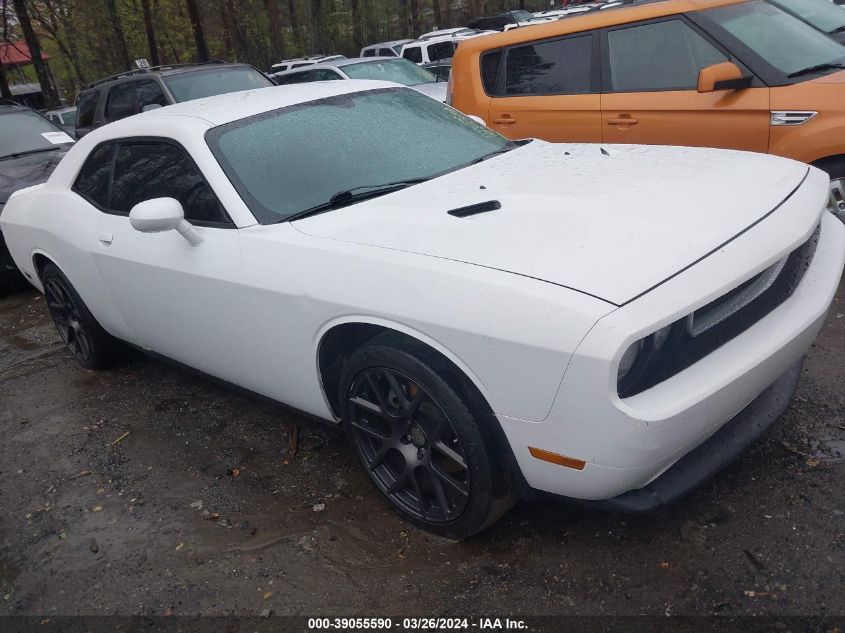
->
[323,56,406,68]
[455,0,745,53]
[81,61,257,91]
[103,80,401,130]
[363,40,412,48]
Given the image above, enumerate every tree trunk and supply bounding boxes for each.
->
[185,0,209,62]
[10,0,59,108]
[0,64,12,99]
[105,0,131,69]
[310,0,323,54]
[264,0,285,62]
[432,0,442,29]
[140,0,160,66]
[349,0,363,51]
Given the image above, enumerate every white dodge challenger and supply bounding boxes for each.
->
[2,81,843,537]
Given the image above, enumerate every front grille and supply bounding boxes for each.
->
[620,224,820,398]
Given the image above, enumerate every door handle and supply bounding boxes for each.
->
[607,115,639,126]
[98,232,114,245]
[492,115,517,125]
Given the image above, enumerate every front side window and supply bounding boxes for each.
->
[76,91,99,129]
[163,66,274,102]
[136,80,169,111]
[504,34,593,95]
[106,82,136,122]
[341,59,436,85]
[481,50,503,94]
[702,0,845,78]
[73,143,115,208]
[0,109,73,159]
[207,88,509,224]
[378,48,396,57]
[109,142,229,224]
[403,46,423,63]
[363,48,377,57]
[314,69,342,81]
[607,20,727,91]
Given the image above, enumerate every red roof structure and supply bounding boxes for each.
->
[0,42,49,67]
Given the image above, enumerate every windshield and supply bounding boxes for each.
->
[341,59,437,85]
[207,88,509,223]
[164,66,274,102]
[769,0,845,34]
[509,10,533,21]
[703,0,845,76]
[0,109,72,159]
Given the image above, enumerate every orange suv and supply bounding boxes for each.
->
[449,0,845,219]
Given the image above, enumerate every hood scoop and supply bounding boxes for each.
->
[447,200,501,218]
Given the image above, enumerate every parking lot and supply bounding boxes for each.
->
[1,279,843,617]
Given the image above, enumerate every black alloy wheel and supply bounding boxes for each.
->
[44,275,93,363]
[41,262,120,369]
[347,366,471,523]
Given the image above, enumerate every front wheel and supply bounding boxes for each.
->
[41,262,121,369]
[339,334,515,538]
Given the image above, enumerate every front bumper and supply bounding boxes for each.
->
[563,359,802,512]
[497,194,845,502]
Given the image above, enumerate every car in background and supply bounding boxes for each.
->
[0,103,74,294]
[75,61,275,138]
[769,0,845,44]
[45,106,77,127]
[3,81,843,537]
[273,57,448,101]
[360,40,413,57]
[400,30,490,65]
[468,9,552,30]
[450,0,845,220]
[269,55,345,74]
[422,59,451,82]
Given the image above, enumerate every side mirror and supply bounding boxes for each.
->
[467,114,487,127]
[697,61,752,93]
[129,197,203,246]
[142,103,163,112]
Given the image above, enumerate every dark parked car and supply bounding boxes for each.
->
[0,103,74,294]
[467,9,539,30]
[74,61,274,138]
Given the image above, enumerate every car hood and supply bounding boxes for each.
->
[0,148,68,205]
[409,81,448,102]
[293,141,810,305]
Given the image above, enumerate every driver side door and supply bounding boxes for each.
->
[82,138,249,384]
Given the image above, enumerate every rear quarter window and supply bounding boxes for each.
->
[480,50,503,94]
[75,90,99,129]
[73,143,115,208]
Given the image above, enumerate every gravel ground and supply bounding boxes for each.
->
[0,280,843,618]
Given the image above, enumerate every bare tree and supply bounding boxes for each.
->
[140,0,160,66]
[184,0,208,61]
[105,0,131,69]
[10,0,59,107]
[264,0,285,63]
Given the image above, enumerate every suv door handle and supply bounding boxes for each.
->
[98,232,114,245]
[492,115,517,125]
[607,115,639,126]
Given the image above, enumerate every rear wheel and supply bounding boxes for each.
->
[41,262,121,369]
[339,334,515,538]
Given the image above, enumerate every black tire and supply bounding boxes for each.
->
[813,156,845,221]
[41,262,121,369]
[339,332,515,538]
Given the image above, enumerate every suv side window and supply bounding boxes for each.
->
[504,34,593,95]
[275,70,313,85]
[378,48,394,57]
[110,142,231,225]
[607,20,728,91]
[76,90,99,129]
[314,69,342,81]
[363,48,377,57]
[403,46,422,63]
[106,82,137,122]
[136,80,168,111]
[428,41,455,62]
[73,143,115,208]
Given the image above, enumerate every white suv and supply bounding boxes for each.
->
[269,55,344,75]
[400,30,490,65]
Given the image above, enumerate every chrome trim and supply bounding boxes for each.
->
[770,111,817,126]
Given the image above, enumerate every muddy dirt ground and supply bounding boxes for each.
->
[1,280,843,618]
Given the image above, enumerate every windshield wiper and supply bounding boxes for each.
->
[831,25,845,33]
[0,147,60,160]
[470,140,527,165]
[284,178,430,222]
[787,62,845,78]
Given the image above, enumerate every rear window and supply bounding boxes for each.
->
[403,46,423,63]
[76,90,99,129]
[163,66,273,102]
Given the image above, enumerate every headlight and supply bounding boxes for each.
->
[617,339,642,384]
[617,324,674,395]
